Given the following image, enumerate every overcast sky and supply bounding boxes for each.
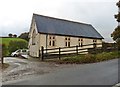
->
[0,0,118,42]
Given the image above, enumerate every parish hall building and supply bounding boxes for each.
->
[28,14,103,57]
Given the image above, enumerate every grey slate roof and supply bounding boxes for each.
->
[33,14,103,39]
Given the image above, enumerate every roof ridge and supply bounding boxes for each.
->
[33,13,91,26]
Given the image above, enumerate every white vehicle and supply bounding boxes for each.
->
[11,49,29,57]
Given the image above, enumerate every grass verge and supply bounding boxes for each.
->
[1,37,27,46]
[45,51,120,64]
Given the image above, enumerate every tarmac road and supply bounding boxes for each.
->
[4,59,119,85]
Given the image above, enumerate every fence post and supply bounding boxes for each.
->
[39,50,41,58]
[41,46,44,61]
[93,43,96,54]
[59,47,61,60]
[114,42,116,51]
[76,45,78,55]
[93,43,96,49]
[1,57,3,64]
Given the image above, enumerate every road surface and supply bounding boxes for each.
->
[3,57,70,82]
[4,59,119,85]
[0,69,2,86]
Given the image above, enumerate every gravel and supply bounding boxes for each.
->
[2,57,72,83]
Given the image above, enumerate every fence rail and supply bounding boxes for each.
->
[39,43,116,61]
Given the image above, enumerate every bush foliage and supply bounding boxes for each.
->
[8,40,28,54]
[56,51,119,64]
[1,37,28,56]
[18,32,29,41]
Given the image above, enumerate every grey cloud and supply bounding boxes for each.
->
[0,0,117,42]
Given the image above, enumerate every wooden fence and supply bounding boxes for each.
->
[40,43,104,61]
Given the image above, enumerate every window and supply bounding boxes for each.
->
[81,39,83,41]
[49,35,56,46]
[53,40,55,46]
[68,42,70,47]
[22,49,27,52]
[65,37,70,47]
[65,42,67,46]
[93,39,97,43]
[16,50,20,53]
[49,41,51,46]
[53,36,55,39]
[78,38,83,47]
[81,42,83,47]
[68,38,70,40]
[78,39,80,46]
[65,38,67,40]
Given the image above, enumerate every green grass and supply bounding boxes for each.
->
[95,51,119,62]
[1,37,27,46]
[50,51,120,64]
[1,37,28,56]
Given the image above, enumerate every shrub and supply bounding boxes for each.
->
[118,51,120,57]
[61,56,81,64]
[61,54,96,64]
[8,40,28,55]
[18,32,29,41]
[57,51,119,64]
[95,51,119,62]
[80,54,96,63]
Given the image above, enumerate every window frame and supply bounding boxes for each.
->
[78,38,83,47]
[49,35,56,47]
[65,37,71,47]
